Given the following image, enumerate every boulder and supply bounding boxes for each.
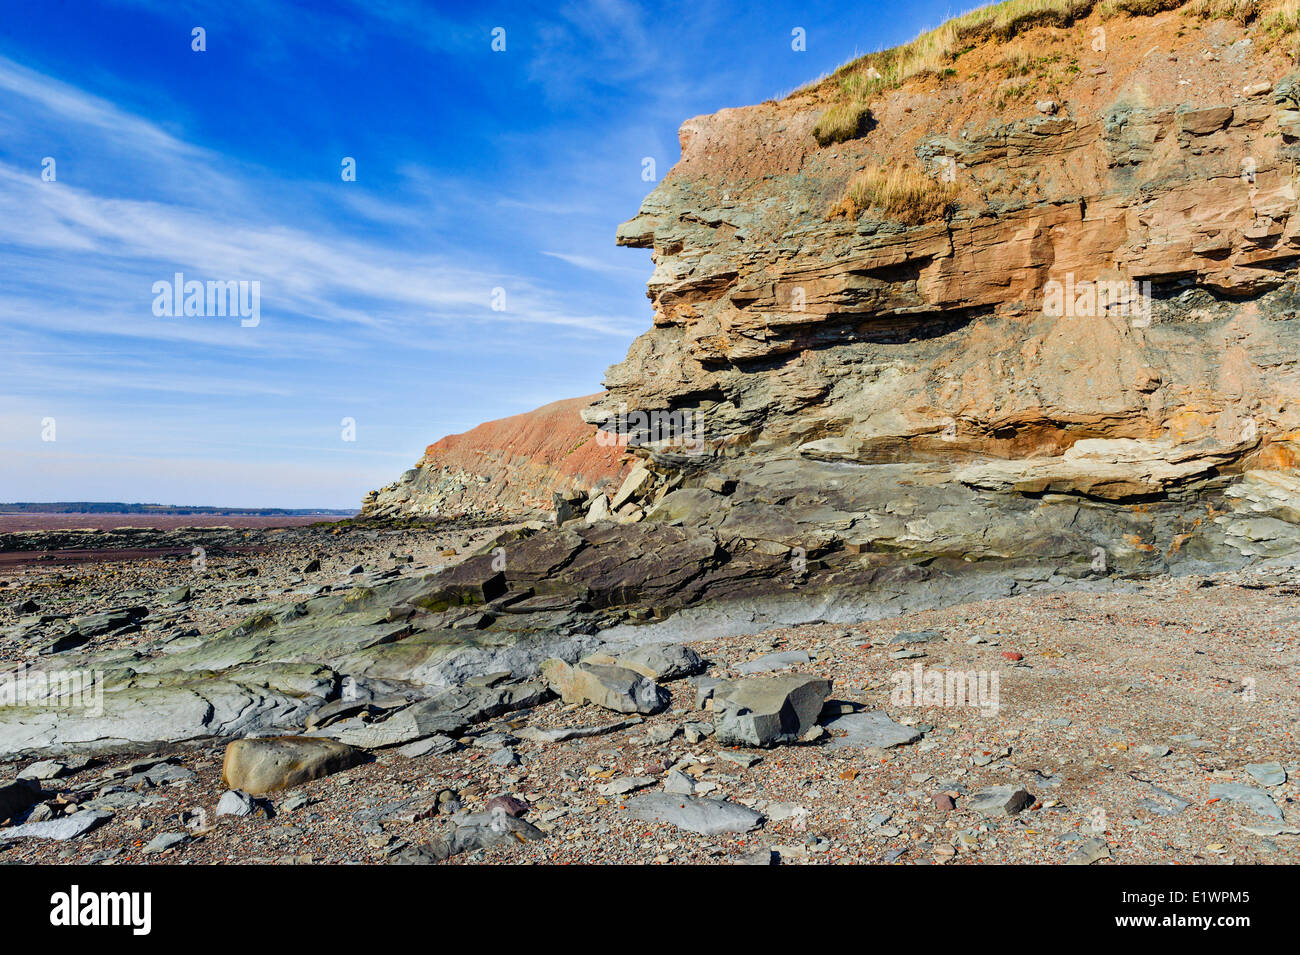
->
[711,674,831,747]
[0,778,41,823]
[540,658,669,714]
[221,737,368,795]
[610,465,654,510]
[585,493,611,523]
[582,643,704,681]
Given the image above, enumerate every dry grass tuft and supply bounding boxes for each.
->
[829,165,958,224]
[1099,0,1184,15]
[813,102,874,145]
[1183,0,1259,20]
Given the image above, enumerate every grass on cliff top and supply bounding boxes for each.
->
[828,165,959,225]
[808,0,1298,145]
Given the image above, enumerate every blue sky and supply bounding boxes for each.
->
[0,0,963,508]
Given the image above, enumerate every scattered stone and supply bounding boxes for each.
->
[736,649,810,674]
[484,795,528,818]
[968,786,1034,817]
[0,810,111,841]
[216,790,260,817]
[161,585,191,604]
[1245,762,1286,787]
[143,831,191,854]
[398,735,462,758]
[718,750,761,769]
[734,846,777,865]
[683,721,713,743]
[515,717,642,743]
[663,770,696,795]
[598,775,656,796]
[424,811,547,861]
[1067,836,1111,865]
[889,630,942,644]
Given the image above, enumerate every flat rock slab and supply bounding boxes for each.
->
[1066,836,1111,865]
[1245,762,1287,787]
[736,650,810,675]
[598,775,657,796]
[0,809,111,841]
[889,630,943,644]
[515,717,642,743]
[221,737,368,796]
[398,735,461,758]
[623,793,763,836]
[311,680,550,749]
[823,711,923,750]
[1209,782,1283,821]
[968,786,1035,817]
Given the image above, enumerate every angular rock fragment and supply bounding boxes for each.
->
[736,649,810,675]
[1209,782,1283,821]
[711,674,831,747]
[967,786,1034,818]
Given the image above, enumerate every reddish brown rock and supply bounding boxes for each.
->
[364,394,632,520]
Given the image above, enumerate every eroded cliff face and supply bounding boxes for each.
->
[590,13,1300,490]
[367,9,1300,621]
[363,395,630,521]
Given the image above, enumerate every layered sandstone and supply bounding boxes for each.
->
[363,394,631,520]
[590,14,1300,484]
[371,4,1300,592]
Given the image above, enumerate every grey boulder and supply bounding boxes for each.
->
[541,659,669,714]
[711,674,831,747]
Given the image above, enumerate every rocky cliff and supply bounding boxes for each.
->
[366,2,1300,613]
[566,2,1300,573]
[363,394,630,521]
